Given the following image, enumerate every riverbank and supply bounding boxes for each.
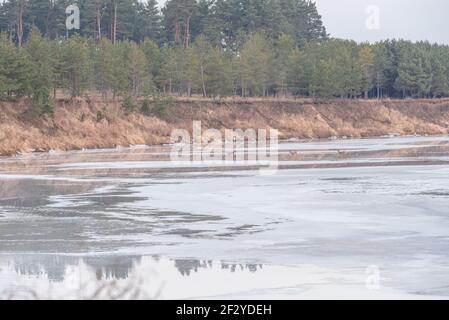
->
[1,97,449,156]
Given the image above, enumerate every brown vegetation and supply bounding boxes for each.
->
[1,97,449,156]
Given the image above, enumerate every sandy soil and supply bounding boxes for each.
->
[1,97,449,156]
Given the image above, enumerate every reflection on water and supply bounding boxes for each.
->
[1,136,449,176]
[2,136,449,299]
[2,255,264,282]
[0,256,299,300]
[1,255,414,300]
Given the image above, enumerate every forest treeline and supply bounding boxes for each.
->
[1,0,449,116]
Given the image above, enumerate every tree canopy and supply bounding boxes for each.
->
[0,0,328,47]
[1,0,449,105]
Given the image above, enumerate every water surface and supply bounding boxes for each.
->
[1,136,449,299]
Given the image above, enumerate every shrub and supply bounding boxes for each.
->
[122,96,137,113]
[139,95,175,119]
[96,109,106,122]
[152,94,175,119]
[32,87,54,117]
[140,99,151,116]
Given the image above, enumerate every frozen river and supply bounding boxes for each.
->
[1,136,449,299]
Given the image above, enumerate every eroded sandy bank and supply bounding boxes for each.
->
[1,97,449,155]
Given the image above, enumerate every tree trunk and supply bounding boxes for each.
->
[133,72,138,97]
[96,4,102,42]
[17,1,25,47]
[200,64,207,97]
[110,0,118,44]
[187,81,192,96]
[175,19,181,43]
[184,16,191,48]
[377,82,380,99]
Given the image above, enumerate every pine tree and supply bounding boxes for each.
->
[163,0,199,47]
[140,0,163,43]
[395,42,432,98]
[140,39,164,90]
[0,32,30,98]
[205,46,233,97]
[25,0,62,39]
[372,43,388,99]
[81,0,106,41]
[159,45,180,93]
[286,48,303,95]
[109,42,131,96]
[358,46,375,99]
[279,0,328,46]
[239,33,271,96]
[24,27,55,94]
[312,59,340,98]
[22,26,58,114]
[191,35,210,96]
[128,42,152,97]
[273,34,295,96]
[60,35,90,97]
[93,38,115,97]
[430,46,449,97]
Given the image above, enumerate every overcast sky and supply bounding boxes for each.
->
[314,0,449,44]
[156,0,449,44]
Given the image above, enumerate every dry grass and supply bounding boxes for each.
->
[0,98,172,155]
[1,97,449,156]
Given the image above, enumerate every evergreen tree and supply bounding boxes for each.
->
[140,39,164,90]
[205,46,233,97]
[163,0,199,47]
[395,42,432,98]
[0,0,448,100]
[93,38,115,97]
[81,0,107,41]
[0,33,30,98]
[24,28,56,94]
[273,34,295,96]
[279,0,328,46]
[239,32,271,96]
[358,46,375,98]
[22,26,58,115]
[430,45,449,97]
[286,47,303,95]
[128,42,152,97]
[371,43,388,99]
[140,0,163,43]
[26,0,62,40]
[60,35,90,97]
